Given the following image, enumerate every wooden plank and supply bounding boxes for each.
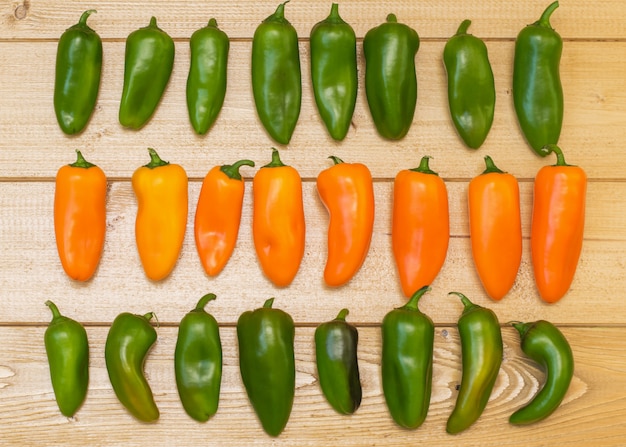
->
[0,326,624,446]
[3,0,626,40]
[0,40,624,179]
[0,180,621,325]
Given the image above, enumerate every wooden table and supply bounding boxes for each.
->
[1,0,625,445]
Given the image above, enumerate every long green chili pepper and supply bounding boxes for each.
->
[237,298,295,437]
[310,3,357,141]
[315,308,362,415]
[187,19,229,135]
[53,10,102,135]
[513,1,563,155]
[363,13,420,141]
[443,19,495,149]
[175,294,223,422]
[105,311,159,422]
[44,300,89,417]
[251,2,302,145]
[509,320,574,425]
[381,286,434,429]
[447,292,503,434]
[119,17,175,130]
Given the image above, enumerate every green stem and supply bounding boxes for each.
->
[221,159,255,180]
[70,150,95,169]
[263,148,287,168]
[449,291,479,313]
[195,293,217,311]
[386,13,398,23]
[510,321,531,338]
[144,148,169,169]
[335,308,349,321]
[402,285,431,311]
[45,300,62,320]
[537,1,559,28]
[78,9,97,27]
[266,1,289,23]
[208,18,218,28]
[325,3,345,24]
[263,297,275,309]
[456,19,472,35]
[541,144,569,166]
[410,156,438,176]
[481,155,505,174]
[328,155,344,166]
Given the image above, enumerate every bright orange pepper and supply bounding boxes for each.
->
[252,148,305,287]
[54,150,107,281]
[194,159,255,276]
[468,156,522,300]
[392,156,449,297]
[132,148,188,281]
[317,156,374,287]
[531,144,586,303]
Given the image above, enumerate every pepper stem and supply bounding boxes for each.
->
[266,1,289,22]
[410,156,438,175]
[510,321,531,338]
[149,16,158,28]
[328,3,342,22]
[328,155,344,166]
[221,159,255,180]
[45,300,62,320]
[70,150,95,169]
[403,285,431,311]
[481,155,505,174]
[263,297,275,309]
[386,13,398,23]
[456,19,472,35]
[540,144,569,166]
[144,148,170,169]
[537,1,559,28]
[78,10,97,27]
[335,308,349,321]
[449,292,480,313]
[208,18,218,28]
[195,293,217,311]
[263,148,287,168]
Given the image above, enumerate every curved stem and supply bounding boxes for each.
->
[328,155,344,166]
[263,148,287,168]
[403,285,431,311]
[196,293,217,311]
[481,155,505,174]
[78,10,97,27]
[456,19,472,35]
[221,159,255,180]
[449,291,479,313]
[335,308,349,321]
[144,148,169,169]
[541,144,569,166]
[45,300,62,320]
[538,1,559,28]
[70,150,95,169]
[410,156,438,175]
[263,297,275,309]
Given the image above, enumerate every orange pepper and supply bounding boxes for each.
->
[531,144,586,303]
[317,156,375,287]
[54,150,107,281]
[194,159,255,276]
[253,148,305,287]
[468,156,522,300]
[392,156,449,297]
[132,148,188,281]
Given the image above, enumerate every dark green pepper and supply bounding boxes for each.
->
[447,292,503,434]
[237,298,295,437]
[381,286,434,429]
[363,14,419,141]
[119,17,175,130]
[314,308,362,415]
[53,10,102,135]
[44,300,89,417]
[509,320,574,425]
[187,19,229,135]
[310,3,357,141]
[443,19,495,149]
[105,311,159,422]
[251,2,302,145]
[513,1,563,155]
[175,293,222,422]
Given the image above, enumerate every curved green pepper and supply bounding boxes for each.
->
[363,13,419,140]
[381,286,434,429]
[251,2,301,145]
[315,308,362,415]
[443,19,495,149]
[310,3,357,141]
[187,18,229,135]
[237,298,295,437]
[44,300,89,417]
[513,1,563,155]
[175,293,222,422]
[105,311,159,422]
[53,10,102,135]
[447,292,503,434]
[509,320,574,425]
[119,17,175,130]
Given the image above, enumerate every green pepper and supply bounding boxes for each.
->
[381,286,434,429]
[310,3,357,141]
[509,320,574,425]
[119,17,175,130]
[237,298,295,437]
[251,2,302,145]
[105,311,159,422]
[44,300,89,417]
[187,19,229,135]
[175,293,222,422]
[363,13,419,141]
[53,10,102,135]
[447,292,503,434]
[513,1,563,155]
[443,19,495,149]
[314,308,362,415]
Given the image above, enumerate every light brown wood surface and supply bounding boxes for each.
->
[1,0,625,445]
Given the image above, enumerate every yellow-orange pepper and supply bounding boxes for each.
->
[531,145,586,303]
[468,156,522,300]
[317,156,374,287]
[54,150,107,281]
[392,156,449,297]
[252,148,305,287]
[194,159,255,276]
[132,148,188,281]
